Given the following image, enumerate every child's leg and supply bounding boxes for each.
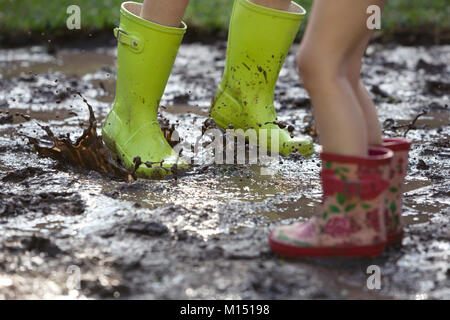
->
[270,0,395,258]
[347,33,383,146]
[141,0,189,27]
[296,0,383,156]
[250,0,291,11]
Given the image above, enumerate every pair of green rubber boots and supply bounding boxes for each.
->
[102,0,314,178]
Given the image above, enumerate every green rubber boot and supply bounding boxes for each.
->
[210,0,314,157]
[102,1,187,179]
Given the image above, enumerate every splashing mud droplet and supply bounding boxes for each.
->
[23,92,183,181]
[24,92,137,181]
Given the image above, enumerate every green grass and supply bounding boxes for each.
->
[0,0,448,40]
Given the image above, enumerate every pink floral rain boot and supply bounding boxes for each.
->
[269,147,393,258]
[381,138,411,245]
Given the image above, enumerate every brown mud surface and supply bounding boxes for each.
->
[0,43,449,299]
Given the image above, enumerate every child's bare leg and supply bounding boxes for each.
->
[347,24,385,146]
[250,0,291,11]
[141,0,189,27]
[297,0,383,156]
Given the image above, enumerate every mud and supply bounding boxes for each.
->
[0,43,449,299]
[25,91,137,182]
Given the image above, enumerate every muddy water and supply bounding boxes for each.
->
[0,43,449,299]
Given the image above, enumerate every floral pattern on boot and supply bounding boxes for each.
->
[270,147,393,256]
[382,138,411,241]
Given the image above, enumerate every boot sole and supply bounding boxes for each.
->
[269,234,386,258]
[211,88,314,156]
[102,126,179,179]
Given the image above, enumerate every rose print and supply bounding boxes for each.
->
[366,209,380,231]
[292,220,315,239]
[324,216,360,237]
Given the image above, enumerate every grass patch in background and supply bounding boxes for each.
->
[0,0,448,45]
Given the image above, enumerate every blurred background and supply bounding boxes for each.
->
[1,0,449,47]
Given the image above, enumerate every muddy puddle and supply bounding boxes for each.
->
[0,43,449,299]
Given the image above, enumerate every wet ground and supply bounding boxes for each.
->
[0,42,449,299]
